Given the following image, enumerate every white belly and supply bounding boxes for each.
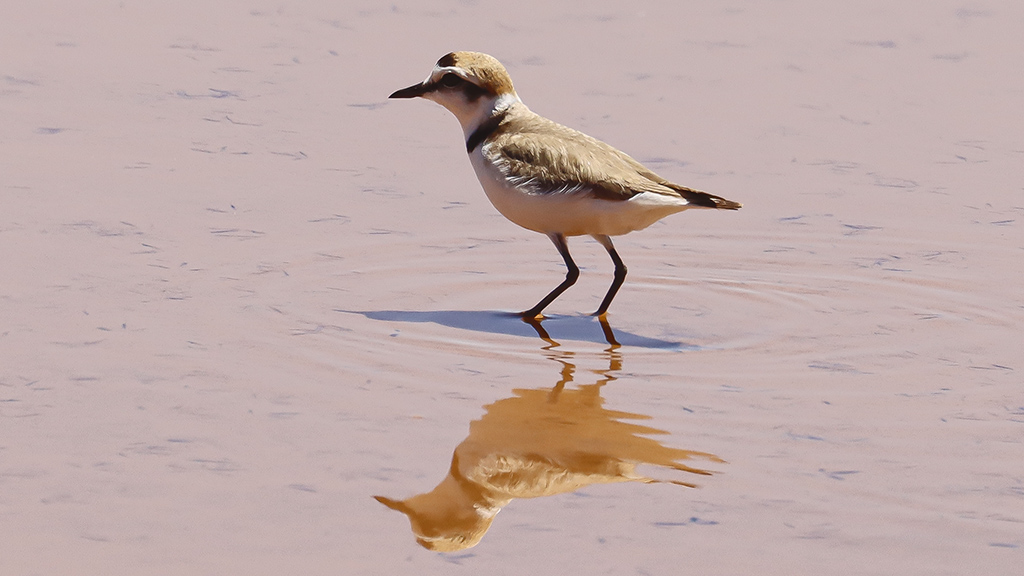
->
[468,150,689,237]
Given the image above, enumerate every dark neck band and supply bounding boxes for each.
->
[466,112,506,154]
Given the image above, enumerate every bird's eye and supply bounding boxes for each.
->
[440,73,463,87]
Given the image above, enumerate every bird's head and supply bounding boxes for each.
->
[390,51,519,131]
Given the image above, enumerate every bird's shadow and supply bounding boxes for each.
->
[340,309,695,350]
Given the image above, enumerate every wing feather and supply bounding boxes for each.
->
[482,112,740,210]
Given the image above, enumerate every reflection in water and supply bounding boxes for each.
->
[375,322,723,551]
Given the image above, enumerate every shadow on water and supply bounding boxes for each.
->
[341,309,695,350]
[373,339,724,552]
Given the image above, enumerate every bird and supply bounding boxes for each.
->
[389,51,741,319]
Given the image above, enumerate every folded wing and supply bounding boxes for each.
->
[485,115,741,210]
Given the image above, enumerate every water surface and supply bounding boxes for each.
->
[2,1,1021,574]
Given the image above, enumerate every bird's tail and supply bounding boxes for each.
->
[670,184,742,210]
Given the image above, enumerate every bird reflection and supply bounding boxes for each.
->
[521,314,621,349]
[375,322,723,551]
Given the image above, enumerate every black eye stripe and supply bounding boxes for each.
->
[440,73,463,87]
[431,73,491,102]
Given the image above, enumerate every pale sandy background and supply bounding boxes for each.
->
[2,1,1022,575]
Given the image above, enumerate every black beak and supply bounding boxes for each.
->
[389,82,431,99]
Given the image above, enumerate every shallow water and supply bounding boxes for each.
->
[2,1,1022,574]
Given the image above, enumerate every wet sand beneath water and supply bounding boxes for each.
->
[2,1,1022,574]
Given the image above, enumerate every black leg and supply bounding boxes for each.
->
[592,234,627,317]
[521,233,579,319]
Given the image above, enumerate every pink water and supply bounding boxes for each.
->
[2,1,1021,574]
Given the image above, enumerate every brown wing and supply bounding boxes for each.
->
[484,113,741,209]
